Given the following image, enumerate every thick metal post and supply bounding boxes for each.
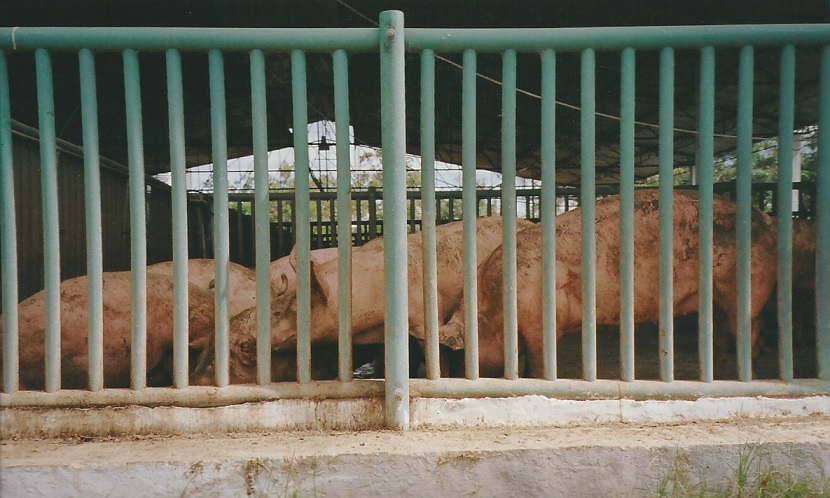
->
[209,49,230,387]
[462,48,479,380]
[736,46,754,382]
[79,49,104,392]
[502,49,519,380]
[540,49,557,380]
[0,51,19,394]
[619,47,636,382]
[333,49,353,383]
[580,48,597,382]
[291,49,312,385]
[776,45,795,382]
[421,49,440,380]
[816,46,830,381]
[250,48,272,385]
[124,48,147,390]
[658,47,675,383]
[379,10,409,429]
[166,49,190,389]
[697,46,716,383]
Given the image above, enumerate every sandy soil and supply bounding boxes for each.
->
[3,415,829,468]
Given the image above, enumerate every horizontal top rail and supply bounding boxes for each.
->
[405,24,830,52]
[2,24,829,54]
[0,27,379,52]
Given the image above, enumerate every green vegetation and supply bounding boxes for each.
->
[652,445,830,498]
[645,126,819,188]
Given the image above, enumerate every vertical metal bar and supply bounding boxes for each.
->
[237,200,245,257]
[540,49,557,381]
[292,49,312,385]
[329,198,336,246]
[315,198,323,249]
[79,49,104,392]
[379,10,409,429]
[658,47,675,383]
[124,48,147,390]
[0,51,19,394]
[420,49,440,380]
[251,48,272,385]
[697,46,715,383]
[776,45,795,382]
[368,186,377,239]
[736,46,754,382]
[166,48,190,389]
[502,49,519,380]
[815,46,830,381]
[209,49,230,387]
[580,48,597,382]
[333,48,353,383]
[462,48,479,380]
[619,47,636,382]
[36,50,62,393]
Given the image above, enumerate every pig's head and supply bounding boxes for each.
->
[190,306,261,385]
[270,247,333,350]
[191,248,334,385]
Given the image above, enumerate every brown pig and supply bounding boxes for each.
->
[207,217,533,384]
[269,247,339,299]
[0,271,215,390]
[460,190,778,378]
[148,259,257,318]
[790,218,817,291]
[760,217,819,350]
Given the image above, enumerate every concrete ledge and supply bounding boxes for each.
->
[412,394,830,428]
[3,416,829,497]
[2,395,829,438]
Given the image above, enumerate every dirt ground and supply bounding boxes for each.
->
[3,414,829,469]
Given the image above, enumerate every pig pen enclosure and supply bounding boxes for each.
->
[1,5,830,436]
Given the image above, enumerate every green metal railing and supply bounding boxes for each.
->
[1,14,830,431]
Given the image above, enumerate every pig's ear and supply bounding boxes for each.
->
[275,273,289,296]
[309,253,331,305]
[288,245,299,272]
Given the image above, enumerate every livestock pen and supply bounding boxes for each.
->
[1,10,829,440]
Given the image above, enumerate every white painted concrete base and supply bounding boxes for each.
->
[412,394,830,428]
[2,395,829,437]
[3,416,830,497]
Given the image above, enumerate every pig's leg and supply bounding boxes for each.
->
[521,324,546,379]
[713,307,734,379]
